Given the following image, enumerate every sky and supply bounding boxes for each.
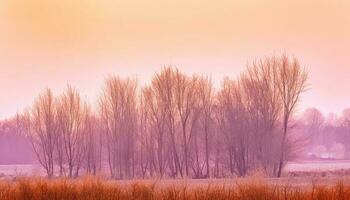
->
[0,0,349,119]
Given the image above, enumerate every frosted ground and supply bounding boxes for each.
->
[2,160,350,177]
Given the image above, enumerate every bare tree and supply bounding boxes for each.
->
[150,67,182,177]
[194,76,215,178]
[275,55,308,177]
[241,60,282,176]
[216,78,251,176]
[56,86,88,177]
[141,86,167,176]
[139,92,153,177]
[29,89,57,178]
[100,77,138,179]
[173,71,200,177]
[84,109,103,176]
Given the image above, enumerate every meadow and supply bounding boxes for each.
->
[0,177,350,200]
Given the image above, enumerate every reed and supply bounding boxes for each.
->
[0,177,349,200]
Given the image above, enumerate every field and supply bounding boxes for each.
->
[1,161,350,199]
[0,177,350,200]
[285,160,350,172]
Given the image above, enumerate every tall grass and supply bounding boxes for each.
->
[0,177,349,200]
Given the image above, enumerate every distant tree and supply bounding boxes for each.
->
[339,109,350,151]
[302,108,325,145]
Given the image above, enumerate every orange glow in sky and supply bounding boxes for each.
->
[0,0,349,119]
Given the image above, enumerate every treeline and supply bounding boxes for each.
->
[16,55,308,179]
[301,108,350,154]
[0,120,33,164]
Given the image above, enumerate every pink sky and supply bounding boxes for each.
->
[0,0,349,119]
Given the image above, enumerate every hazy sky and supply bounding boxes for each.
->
[0,0,349,119]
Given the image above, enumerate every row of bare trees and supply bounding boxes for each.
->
[17,55,308,178]
[215,56,307,177]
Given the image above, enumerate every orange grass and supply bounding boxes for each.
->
[0,177,349,200]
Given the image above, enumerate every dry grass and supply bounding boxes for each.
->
[0,177,349,200]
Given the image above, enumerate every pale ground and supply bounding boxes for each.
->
[285,160,350,172]
[2,160,350,187]
[114,177,350,188]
